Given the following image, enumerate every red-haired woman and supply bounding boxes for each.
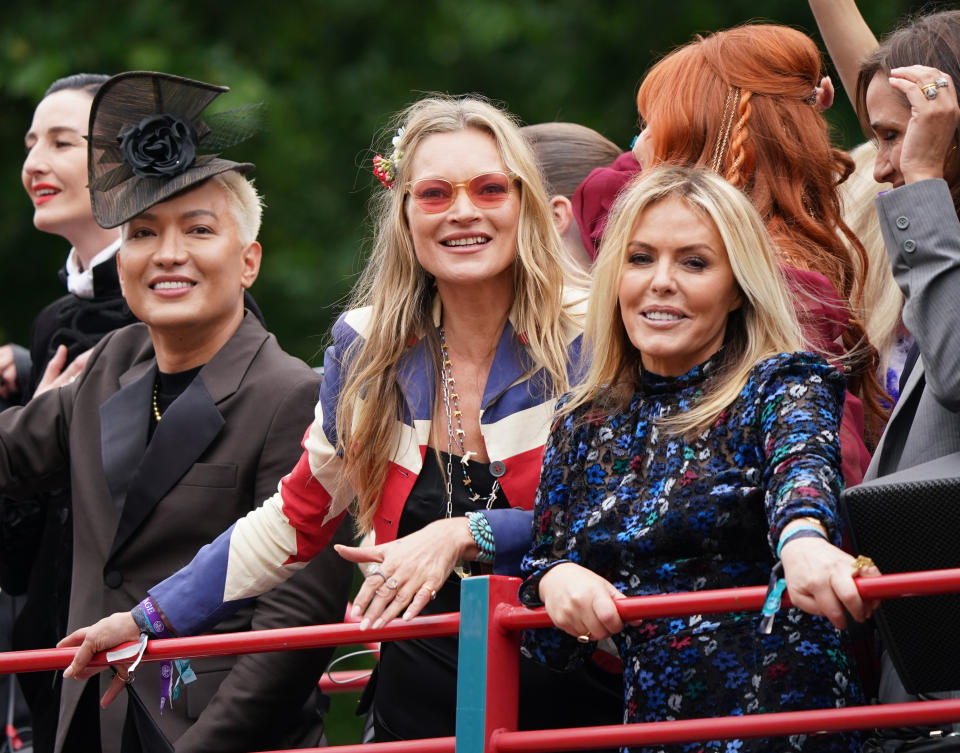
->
[574,24,885,485]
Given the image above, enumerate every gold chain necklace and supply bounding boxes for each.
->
[152,382,163,423]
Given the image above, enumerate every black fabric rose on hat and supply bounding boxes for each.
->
[88,72,258,227]
[119,114,199,178]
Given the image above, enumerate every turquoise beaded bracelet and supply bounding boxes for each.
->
[466,511,496,563]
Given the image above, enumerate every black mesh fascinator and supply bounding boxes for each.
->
[87,71,260,228]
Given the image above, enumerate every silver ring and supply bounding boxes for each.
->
[366,566,387,582]
[921,82,940,100]
[936,77,950,89]
[385,577,400,591]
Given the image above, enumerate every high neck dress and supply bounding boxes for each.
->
[521,352,862,753]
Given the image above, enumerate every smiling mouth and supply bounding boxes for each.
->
[643,311,684,321]
[441,236,490,247]
[151,281,196,290]
[33,187,61,204]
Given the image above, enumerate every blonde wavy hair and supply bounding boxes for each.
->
[565,166,804,436]
[839,142,902,367]
[339,94,582,532]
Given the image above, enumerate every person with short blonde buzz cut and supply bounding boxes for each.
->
[0,71,352,753]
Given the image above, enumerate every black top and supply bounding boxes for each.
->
[372,451,622,746]
[155,365,203,415]
[148,365,203,442]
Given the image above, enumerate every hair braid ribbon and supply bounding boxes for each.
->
[726,90,753,188]
[710,86,741,176]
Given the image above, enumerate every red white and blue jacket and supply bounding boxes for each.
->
[150,300,583,634]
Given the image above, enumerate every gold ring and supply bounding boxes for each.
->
[921,82,940,100]
[851,554,875,575]
[576,633,592,644]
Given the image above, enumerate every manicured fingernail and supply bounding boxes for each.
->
[359,618,370,631]
[372,618,384,630]
[351,605,361,620]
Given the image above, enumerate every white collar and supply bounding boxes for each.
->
[65,238,122,299]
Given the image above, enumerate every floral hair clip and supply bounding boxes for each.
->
[373,128,404,188]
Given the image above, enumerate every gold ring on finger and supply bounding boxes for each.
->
[921,82,940,100]
[851,554,874,576]
[576,632,592,644]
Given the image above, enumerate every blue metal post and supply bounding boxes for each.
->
[455,575,521,753]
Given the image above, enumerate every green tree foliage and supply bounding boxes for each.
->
[1,0,917,362]
[0,0,935,741]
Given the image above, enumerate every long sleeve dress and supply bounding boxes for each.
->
[520,352,862,753]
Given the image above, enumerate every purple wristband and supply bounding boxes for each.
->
[141,597,172,639]
[140,597,175,714]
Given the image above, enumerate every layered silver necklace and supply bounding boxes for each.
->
[438,326,500,519]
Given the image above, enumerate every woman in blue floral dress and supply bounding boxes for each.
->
[520,166,878,752]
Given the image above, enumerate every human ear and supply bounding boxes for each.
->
[550,195,573,236]
[729,288,744,313]
[239,241,262,289]
[116,252,128,299]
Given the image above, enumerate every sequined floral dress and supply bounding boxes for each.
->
[520,352,862,753]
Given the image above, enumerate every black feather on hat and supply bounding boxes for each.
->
[87,71,260,228]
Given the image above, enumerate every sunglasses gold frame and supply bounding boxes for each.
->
[405,171,518,213]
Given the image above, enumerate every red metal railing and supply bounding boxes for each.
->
[1,568,959,753]
[0,613,458,674]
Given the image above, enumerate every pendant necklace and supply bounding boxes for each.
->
[438,326,500,519]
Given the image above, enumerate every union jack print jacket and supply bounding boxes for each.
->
[149,298,583,635]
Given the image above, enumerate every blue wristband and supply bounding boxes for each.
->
[776,524,828,559]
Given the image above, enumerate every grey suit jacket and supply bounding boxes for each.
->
[863,179,960,720]
[866,179,960,480]
[0,313,353,753]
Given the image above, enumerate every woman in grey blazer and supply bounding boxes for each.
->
[812,5,960,750]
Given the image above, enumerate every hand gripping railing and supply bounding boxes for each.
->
[1,568,960,753]
[460,569,960,753]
